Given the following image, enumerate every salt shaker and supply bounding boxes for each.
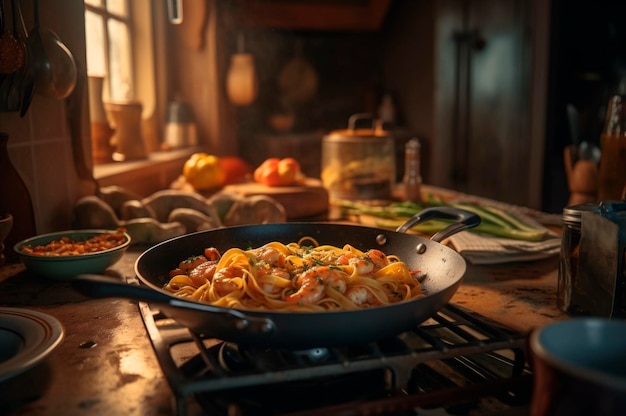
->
[403,138,422,203]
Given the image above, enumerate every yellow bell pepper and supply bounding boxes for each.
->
[183,153,226,190]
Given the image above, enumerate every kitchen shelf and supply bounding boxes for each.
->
[93,147,200,197]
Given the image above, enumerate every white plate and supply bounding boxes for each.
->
[0,307,64,382]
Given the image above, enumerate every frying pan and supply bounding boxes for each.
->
[73,207,480,349]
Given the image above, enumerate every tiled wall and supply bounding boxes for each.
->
[0,95,80,235]
[0,1,85,236]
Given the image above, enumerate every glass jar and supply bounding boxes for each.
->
[557,203,600,314]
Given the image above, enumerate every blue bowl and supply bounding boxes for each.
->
[530,318,626,415]
[14,229,131,280]
[531,318,626,390]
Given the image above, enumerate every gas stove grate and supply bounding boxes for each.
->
[138,302,533,415]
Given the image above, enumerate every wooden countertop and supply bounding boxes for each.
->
[0,194,567,415]
[455,256,562,331]
[0,251,174,415]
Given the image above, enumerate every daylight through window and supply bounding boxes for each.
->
[84,0,134,102]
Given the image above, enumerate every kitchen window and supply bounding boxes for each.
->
[84,1,189,195]
[84,0,134,101]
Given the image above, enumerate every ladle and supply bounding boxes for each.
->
[16,0,33,116]
[6,0,27,112]
[0,0,22,75]
[28,0,76,99]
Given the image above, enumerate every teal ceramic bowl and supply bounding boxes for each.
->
[531,318,626,389]
[14,229,131,280]
[530,318,626,415]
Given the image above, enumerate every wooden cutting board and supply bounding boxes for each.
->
[224,178,329,219]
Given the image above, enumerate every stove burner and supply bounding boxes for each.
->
[139,303,533,415]
[219,342,332,372]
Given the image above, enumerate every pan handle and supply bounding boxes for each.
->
[395,206,481,242]
[72,274,276,334]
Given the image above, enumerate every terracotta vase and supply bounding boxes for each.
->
[105,101,148,161]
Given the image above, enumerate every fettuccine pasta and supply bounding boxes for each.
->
[163,238,423,312]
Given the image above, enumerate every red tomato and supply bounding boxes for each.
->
[277,158,300,183]
[254,157,301,186]
[220,157,252,185]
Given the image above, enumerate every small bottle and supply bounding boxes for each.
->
[403,138,422,203]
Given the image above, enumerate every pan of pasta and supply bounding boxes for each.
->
[73,207,480,349]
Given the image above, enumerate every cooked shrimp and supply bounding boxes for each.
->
[212,267,241,296]
[252,246,285,267]
[203,247,221,261]
[337,254,376,275]
[346,286,377,306]
[178,255,207,274]
[285,266,346,304]
[366,249,388,271]
[168,268,185,278]
[257,267,290,295]
[188,260,218,287]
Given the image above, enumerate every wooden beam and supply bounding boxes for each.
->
[234,0,392,31]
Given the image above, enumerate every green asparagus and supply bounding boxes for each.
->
[336,199,548,241]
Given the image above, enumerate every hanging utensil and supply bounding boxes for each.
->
[167,0,183,24]
[278,39,318,105]
[0,0,25,112]
[16,0,33,116]
[28,0,76,99]
[6,0,27,112]
[226,33,258,106]
[0,0,23,74]
[0,0,8,110]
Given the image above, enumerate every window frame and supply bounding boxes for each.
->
[84,0,135,102]
[85,0,165,157]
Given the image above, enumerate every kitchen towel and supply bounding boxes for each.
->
[447,214,561,265]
